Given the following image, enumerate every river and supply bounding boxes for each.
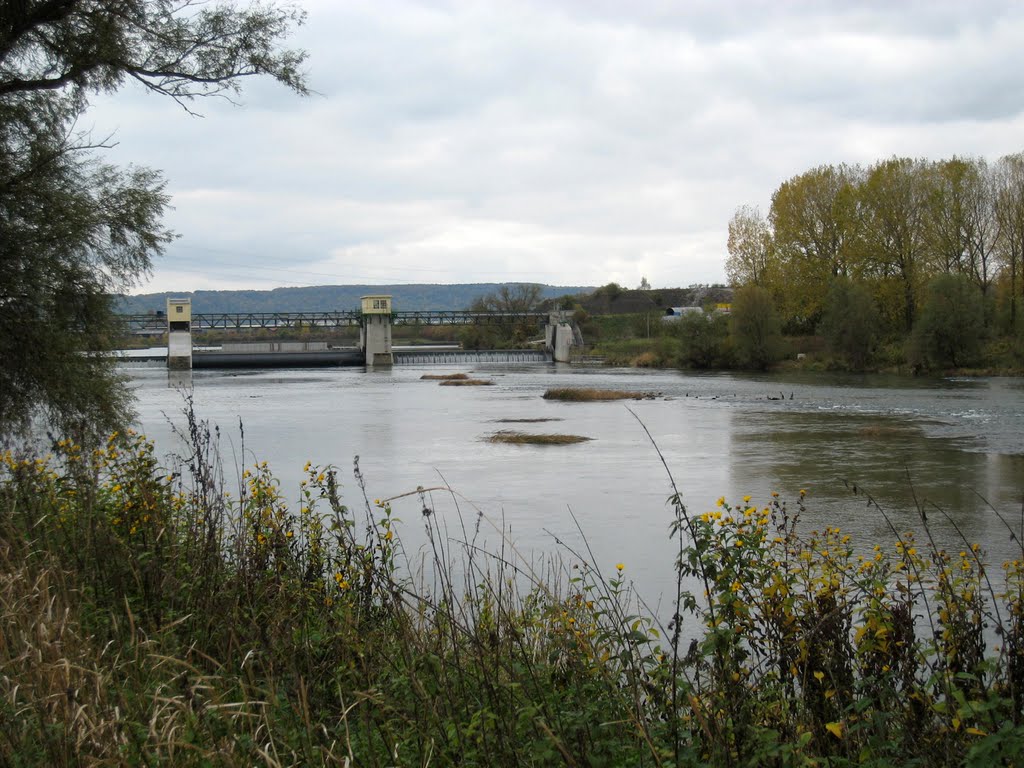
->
[125,363,1024,607]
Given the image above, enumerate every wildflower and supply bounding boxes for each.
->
[742,494,751,503]
[799,488,807,497]
[384,529,394,541]
[304,461,311,472]
[616,563,625,571]
[716,496,725,508]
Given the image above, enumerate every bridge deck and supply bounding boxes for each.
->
[120,310,550,332]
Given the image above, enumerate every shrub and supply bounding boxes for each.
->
[912,273,986,369]
[819,277,880,369]
[676,311,732,369]
[3,423,1024,766]
[730,285,784,369]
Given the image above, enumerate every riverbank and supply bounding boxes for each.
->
[2,426,1023,765]
[588,330,1024,378]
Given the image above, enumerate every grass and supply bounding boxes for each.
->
[439,378,494,386]
[542,387,660,401]
[2,411,1024,766]
[420,372,470,380]
[486,430,591,445]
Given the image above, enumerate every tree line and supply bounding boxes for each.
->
[725,155,1024,370]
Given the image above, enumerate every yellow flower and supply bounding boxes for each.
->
[716,496,725,508]
[303,461,311,472]
[616,563,625,571]
[742,495,751,503]
[384,529,394,541]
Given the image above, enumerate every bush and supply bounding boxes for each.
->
[819,278,879,369]
[730,286,784,369]
[911,274,985,369]
[676,311,732,369]
[4,422,1024,766]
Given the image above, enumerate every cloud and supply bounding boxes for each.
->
[85,0,1024,293]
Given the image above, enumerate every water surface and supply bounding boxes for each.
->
[126,364,1024,605]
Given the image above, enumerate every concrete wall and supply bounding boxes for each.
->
[362,314,393,366]
[545,320,574,363]
[220,341,329,354]
[167,330,192,369]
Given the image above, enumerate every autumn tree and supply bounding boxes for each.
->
[927,157,976,275]
[0,0,306,439]
[725,205,773,287]
[995,153,1024,328]
[858,158,932,332]
[768,164,863,329]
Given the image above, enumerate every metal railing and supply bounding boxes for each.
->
[119,310,551,332]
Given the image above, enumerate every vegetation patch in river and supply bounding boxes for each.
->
[492,417,563,423]
[486,430,591,445]
[542,387,659,401]
[421,372,470,380]
[439,378,494,386]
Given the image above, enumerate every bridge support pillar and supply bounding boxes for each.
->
[545,311,577,363]
[166,298,192,370]
[360,295,393,367]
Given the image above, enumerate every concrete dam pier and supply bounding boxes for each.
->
[158,296,580,370]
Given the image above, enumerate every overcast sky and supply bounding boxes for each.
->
[90,0,1024,294]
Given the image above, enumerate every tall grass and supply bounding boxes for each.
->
[2,411,1023,765]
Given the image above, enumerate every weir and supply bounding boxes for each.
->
[155,297,580,370]
[394,349,552,365]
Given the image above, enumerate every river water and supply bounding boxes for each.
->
[125,363,1024,607]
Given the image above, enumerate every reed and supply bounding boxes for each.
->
[420,372,470,380]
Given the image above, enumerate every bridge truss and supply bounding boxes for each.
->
[119,310,550,333]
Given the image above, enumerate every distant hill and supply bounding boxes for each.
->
[118,284,597,314]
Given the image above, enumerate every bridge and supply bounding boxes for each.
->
[139,296,577,370]
[120,309,550,333]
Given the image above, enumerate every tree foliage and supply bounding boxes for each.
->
[911,273,985,369]
[0,1,306,439]
[469,283,544,313]
[725,204,773,289]
[818,278,879,369]
[768,164,862,328]
[729,153,1024,341]
[676,311,731,369]
[729,286,783,370]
